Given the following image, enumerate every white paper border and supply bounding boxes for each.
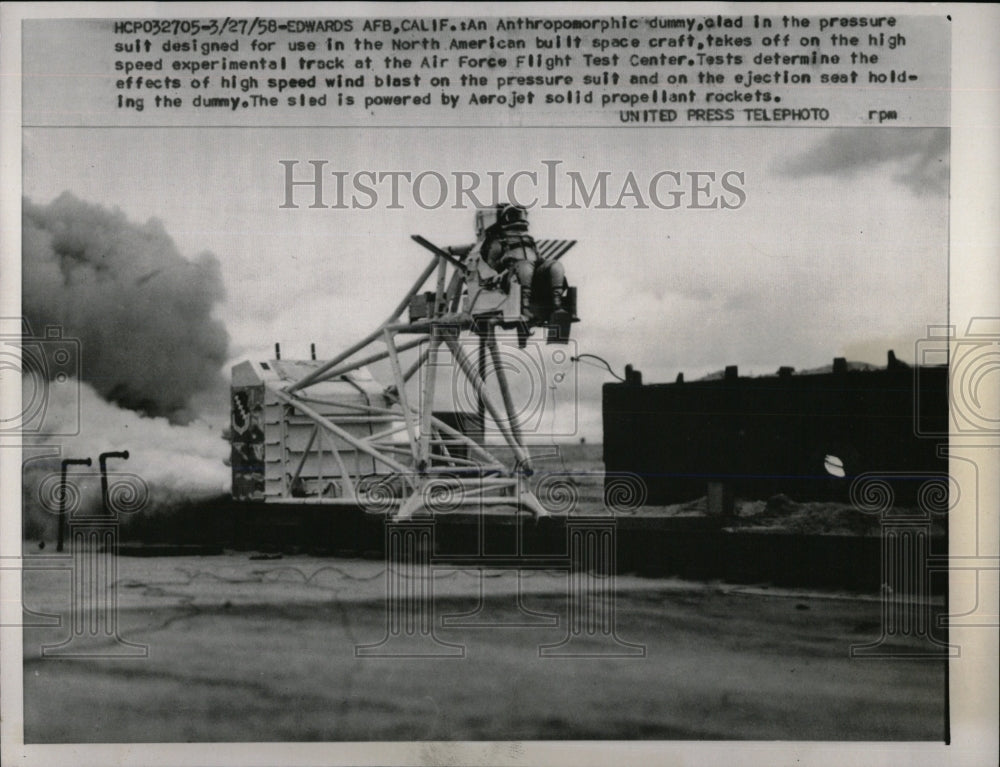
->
[2,3,996,766]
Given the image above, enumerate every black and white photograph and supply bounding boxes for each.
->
[1,3,997,766]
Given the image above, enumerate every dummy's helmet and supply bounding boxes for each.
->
[499,203,529,231]
[475,203,529,237]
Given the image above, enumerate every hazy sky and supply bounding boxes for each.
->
[23,126,948,439]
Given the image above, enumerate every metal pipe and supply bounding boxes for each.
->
[288,257,439,393]
[424,452,480,468]
[385,256,441,323]
[434,250,448,319]
[431,423,454,464]
[411,235,466,270]
[322,428,356,497]
[99,451,129,517]
[383,329,419,462]
[282,413,401,424]
[446,267,465,313]
[417,328,442,469]
[402,345,431,384]
[442,333,530,468]
[384,315,470,334]
[424,416,503,469]
[287,327,382,393]
[285,383,505,471]
[366,421,410,442]
[289,425,319,488]
[371,444,418,456]
[305,335,426,386]
[269,387,412,477]
[477,330,488,443]
[261,497,399,507]
[488,335,525,448]
[315,427,325,493]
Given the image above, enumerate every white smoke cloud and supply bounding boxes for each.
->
[22,380,230,539]
[25,380,230,491]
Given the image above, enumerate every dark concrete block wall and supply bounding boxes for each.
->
[603,364,949,506]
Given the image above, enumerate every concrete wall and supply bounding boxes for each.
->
[603,364,948,505]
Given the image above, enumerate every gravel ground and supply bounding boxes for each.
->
[21,551,947,742]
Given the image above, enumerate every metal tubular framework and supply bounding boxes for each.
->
[255,230,575,518]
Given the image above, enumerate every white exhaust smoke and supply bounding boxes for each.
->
[20,194,233,539]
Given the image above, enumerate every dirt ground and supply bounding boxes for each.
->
[21,551,946,742]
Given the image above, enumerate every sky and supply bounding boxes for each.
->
[22,126,949,441]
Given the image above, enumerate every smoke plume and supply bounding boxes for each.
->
[22,381,231,542]
[23,193,229,423]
